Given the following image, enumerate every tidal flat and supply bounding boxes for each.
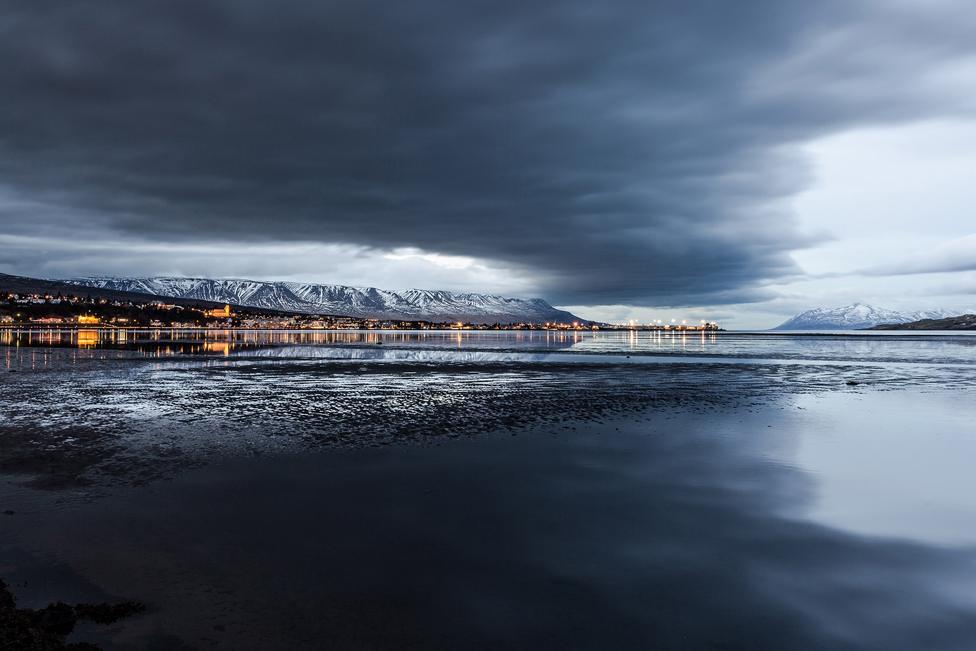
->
[2,330,976,649]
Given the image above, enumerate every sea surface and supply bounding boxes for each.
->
[2,329,975,649]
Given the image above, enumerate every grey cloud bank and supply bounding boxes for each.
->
[1,0,975,314]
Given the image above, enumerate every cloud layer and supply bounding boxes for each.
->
[1,0,975,305]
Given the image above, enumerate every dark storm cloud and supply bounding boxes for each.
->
[1,0,974,304]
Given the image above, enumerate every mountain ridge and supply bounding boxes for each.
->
[0,272,230,310]
[773,303,959,330]
[64,276,583,324]
[868,314,976,330]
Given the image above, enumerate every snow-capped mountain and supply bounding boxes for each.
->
[773,304,958,330]
[64,277,583,324]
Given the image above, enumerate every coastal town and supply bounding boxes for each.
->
[1,290,721,331]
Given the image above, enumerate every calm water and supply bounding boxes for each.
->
[2,329,976,649]
[4,327,976,364]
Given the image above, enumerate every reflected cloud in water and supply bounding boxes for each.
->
[9,405,976,649]
[787,391,976,546]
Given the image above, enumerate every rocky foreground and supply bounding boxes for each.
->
[0,579,143,651]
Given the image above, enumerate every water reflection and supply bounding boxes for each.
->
[204,341,231,356]
[787,390,976,545]
[76,329,99,348]
[1,327,975,365]
[4,325,976,648]
[8,402,976,649]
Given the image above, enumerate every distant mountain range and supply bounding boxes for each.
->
[774,304,959,330]
[65,277,583,324]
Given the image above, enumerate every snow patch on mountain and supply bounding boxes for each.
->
[65,277,583,324]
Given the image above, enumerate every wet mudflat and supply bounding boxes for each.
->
[2,332,976,649]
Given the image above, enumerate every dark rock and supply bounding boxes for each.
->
[28,602,77,637]
[74,601,146,625]
[0,577,145,651]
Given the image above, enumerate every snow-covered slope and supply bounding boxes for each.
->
[65,277,583,324]
[774,304,957,330]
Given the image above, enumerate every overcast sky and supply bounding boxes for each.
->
[1,0,975,328]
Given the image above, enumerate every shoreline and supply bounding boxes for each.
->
[4,324,975,335]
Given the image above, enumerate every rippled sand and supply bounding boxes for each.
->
[2,344,972,491]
